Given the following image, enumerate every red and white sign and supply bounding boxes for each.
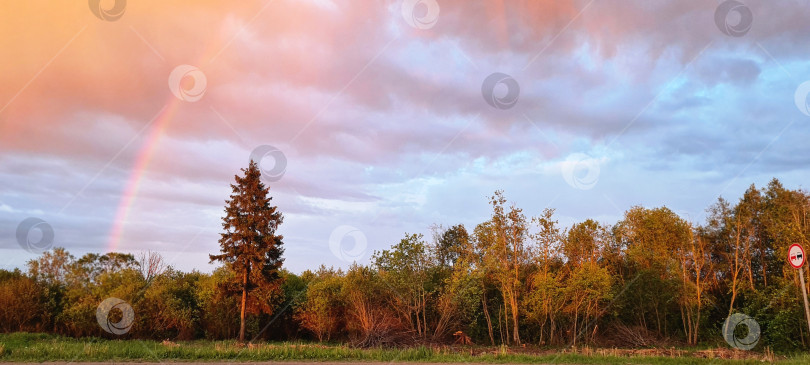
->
[789,244,806,269]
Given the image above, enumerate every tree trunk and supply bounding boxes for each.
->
[539,300,547,345]
[762,249,768,288]
[572,309,578,346]
[502,303,510,345]
[482,291,495,346]
[745,237,754,288]
[498,305,505,345]
[239,269,248,342]
[415,299,422,337]
[422,291,428,337]
[729,222,742,315]
[510,288,520,345]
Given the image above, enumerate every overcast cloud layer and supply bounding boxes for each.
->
[2,0,810,273]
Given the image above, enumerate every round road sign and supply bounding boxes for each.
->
[789,244,806,269]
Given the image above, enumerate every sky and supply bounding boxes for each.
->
[2,0,810,274]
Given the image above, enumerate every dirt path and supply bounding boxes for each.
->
[10,363,553,365]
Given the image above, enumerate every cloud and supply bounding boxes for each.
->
[2,0,810,273]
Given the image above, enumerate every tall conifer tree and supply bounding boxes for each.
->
[210,161,284,342]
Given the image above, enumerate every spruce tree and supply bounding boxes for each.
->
[210,161,284,342]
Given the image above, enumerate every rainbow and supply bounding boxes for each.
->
[106,98,181,252]
[106,37,224,252]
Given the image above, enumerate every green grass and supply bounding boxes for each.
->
[0,332,808,364]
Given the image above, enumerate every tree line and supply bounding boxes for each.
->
[2,168,810,351]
